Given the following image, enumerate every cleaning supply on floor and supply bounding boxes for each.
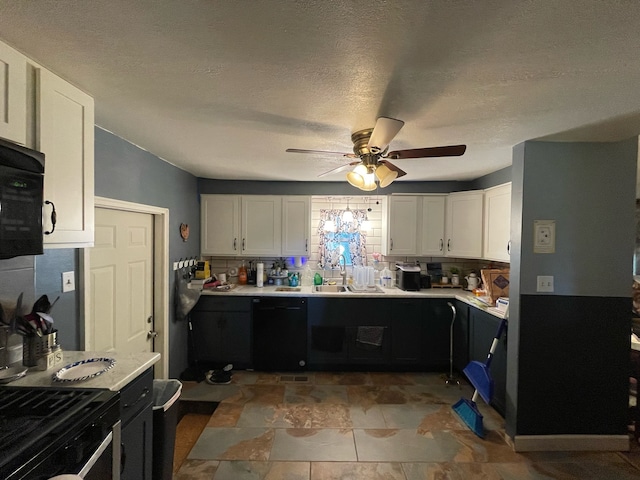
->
[452,312,508,438]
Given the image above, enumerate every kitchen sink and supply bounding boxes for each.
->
[275,287,301,292]
[347,285,385,294]
[313,285,348,293]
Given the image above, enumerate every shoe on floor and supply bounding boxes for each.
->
[205,368,233,385]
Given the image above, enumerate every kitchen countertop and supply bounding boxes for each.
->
[199,284,507,319]
[6,350,160,391]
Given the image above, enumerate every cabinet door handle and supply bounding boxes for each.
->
[233,238,237,250]
[390,238,394,250]
[43,200,57,235]
[507,240,511,255]
[305,239,308,252]
[447,239,451,251]
[439,239,443,251]
[242,238,246,251]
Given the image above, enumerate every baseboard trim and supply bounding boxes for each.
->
[514,434,629,452]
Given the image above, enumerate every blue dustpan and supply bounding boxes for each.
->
[463,360,494,404]
[453,316,507,437]
[463,317,507,403]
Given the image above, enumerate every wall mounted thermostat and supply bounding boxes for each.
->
[533,220,555,254]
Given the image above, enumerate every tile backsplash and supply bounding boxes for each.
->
[0,255,35,366]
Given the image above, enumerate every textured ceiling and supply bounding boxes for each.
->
[1,1,640,183]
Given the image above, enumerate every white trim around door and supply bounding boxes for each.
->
[81,196,170,379]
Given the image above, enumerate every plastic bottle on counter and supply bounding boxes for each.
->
[238,261,247,285]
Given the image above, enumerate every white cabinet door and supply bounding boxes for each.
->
[0,41,27,145]
[445,191,483,258]
[387,196,419,255]
[483,183,511,262]
[38,68,94,247]
[201,195,241,255]
[241,195,282,256]
[420,196,446,256]
[282,196,310,256]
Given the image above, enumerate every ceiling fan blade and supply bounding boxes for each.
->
[286,148,358,158]
[367,117,405,153]
[386,144,467,160]
[379,160,407,178]
[318,161,360,178]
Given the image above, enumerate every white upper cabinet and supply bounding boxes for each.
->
[282,196,310,256]
[420,196,446,256]
[201,195,284,256]
[37,67,95,247]
[385,196,419,255]
[0,41,27,145]
[241,196,282,256]
[201,195,241,255]
[483,183,511,262]
[445,191,483,258]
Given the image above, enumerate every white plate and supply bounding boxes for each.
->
[53,357,116,383]
[0,366,28,384]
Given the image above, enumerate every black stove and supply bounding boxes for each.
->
[0,386,120,480]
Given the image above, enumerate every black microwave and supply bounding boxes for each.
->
[0,137,45,259]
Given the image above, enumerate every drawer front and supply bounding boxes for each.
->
[120,368,153,425]
[196,296,251,312]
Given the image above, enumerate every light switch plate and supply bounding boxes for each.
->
[62,271,75,292]
[537,275,554,292]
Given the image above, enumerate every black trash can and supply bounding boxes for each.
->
[152,379,182,480]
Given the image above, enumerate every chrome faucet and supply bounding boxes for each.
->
[338,254,347,285]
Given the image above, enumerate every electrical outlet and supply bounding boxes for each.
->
[536,275,554,292]
[62,271,75,292]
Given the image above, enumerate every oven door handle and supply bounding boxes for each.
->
[76,430,113,478]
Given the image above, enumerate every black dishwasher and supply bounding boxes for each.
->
[252,297,307,371]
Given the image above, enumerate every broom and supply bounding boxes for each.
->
[452,312,508,438]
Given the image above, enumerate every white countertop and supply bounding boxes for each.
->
[7,351,161,391]
[199,284,506,318]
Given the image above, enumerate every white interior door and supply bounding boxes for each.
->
[90,208,154,353]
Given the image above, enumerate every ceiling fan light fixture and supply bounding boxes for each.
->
[360,172,377,191]
[346,164,368,189]
[375,164,398,188]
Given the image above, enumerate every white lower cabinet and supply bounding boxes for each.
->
[445,191,483,258]
[37,67,95,247]
[201,195,310,257]
[483,183,511,262]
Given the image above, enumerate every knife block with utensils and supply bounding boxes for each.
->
[23,330,61,370]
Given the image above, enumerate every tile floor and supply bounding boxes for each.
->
[173,371,640,479]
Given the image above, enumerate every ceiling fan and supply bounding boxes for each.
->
[286,117,466,191]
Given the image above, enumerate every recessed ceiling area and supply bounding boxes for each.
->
[1,1,639,183]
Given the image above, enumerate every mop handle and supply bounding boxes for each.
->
[447,302,456,378]
[484,318,507,369]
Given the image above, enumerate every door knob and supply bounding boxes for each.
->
[147,330,158,339]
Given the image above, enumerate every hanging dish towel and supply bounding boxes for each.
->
[356,326,385,347]
[175,266,201,321]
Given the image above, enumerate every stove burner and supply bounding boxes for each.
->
[0,386,119,479]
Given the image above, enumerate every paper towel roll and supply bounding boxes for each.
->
[257,263,264,287]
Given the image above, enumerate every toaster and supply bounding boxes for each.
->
[395,263,422,291]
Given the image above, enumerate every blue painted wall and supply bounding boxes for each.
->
[94,128,201,378]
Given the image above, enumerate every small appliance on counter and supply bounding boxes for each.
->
[395,263,421,291]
